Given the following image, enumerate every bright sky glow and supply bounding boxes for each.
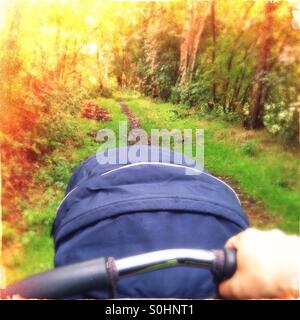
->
[82,43,98,55]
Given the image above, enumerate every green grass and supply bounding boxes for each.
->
[118,92,300,234]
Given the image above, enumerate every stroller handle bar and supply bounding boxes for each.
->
[1,248,236,299]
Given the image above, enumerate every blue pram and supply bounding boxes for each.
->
[52,146,249,299]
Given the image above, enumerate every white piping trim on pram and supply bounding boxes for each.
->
[101,162,240,204]
[56,162,240,215]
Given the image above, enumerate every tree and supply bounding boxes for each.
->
[220,1,255,110]
[210,0,217,105]
[178,0,210,85]
[248,2,278,129]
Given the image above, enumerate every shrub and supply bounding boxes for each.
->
[170,78,211,108]
[1,83,83,217]
[241,140,258,157]
[2,222,18,245]
[22,207,54,230]
[263,101,299,143]
[99,86,112,98]
[224,111,242,124]
[34,156,71,189]
[80,100,111,121]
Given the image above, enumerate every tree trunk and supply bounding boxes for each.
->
[178,0,209,85]
[249,2,277,129]
[221,2,254,107]
[210,0,217,105]
[145,2,162,97]
[178,0,193,85]
[96,49,109,90]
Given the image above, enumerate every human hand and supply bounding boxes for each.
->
[219,228,300,299]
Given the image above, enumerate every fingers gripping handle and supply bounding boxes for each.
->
[212,249,237,281]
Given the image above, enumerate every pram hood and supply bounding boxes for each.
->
[52,146,248,247]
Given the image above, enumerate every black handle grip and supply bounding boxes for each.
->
[212,249,237,281]
[1,257,116,299]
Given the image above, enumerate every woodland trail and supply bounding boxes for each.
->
[118,99,141,129]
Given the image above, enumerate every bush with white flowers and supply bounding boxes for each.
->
[263,101,298,141]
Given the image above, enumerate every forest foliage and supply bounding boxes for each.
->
[0,0,299,219]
